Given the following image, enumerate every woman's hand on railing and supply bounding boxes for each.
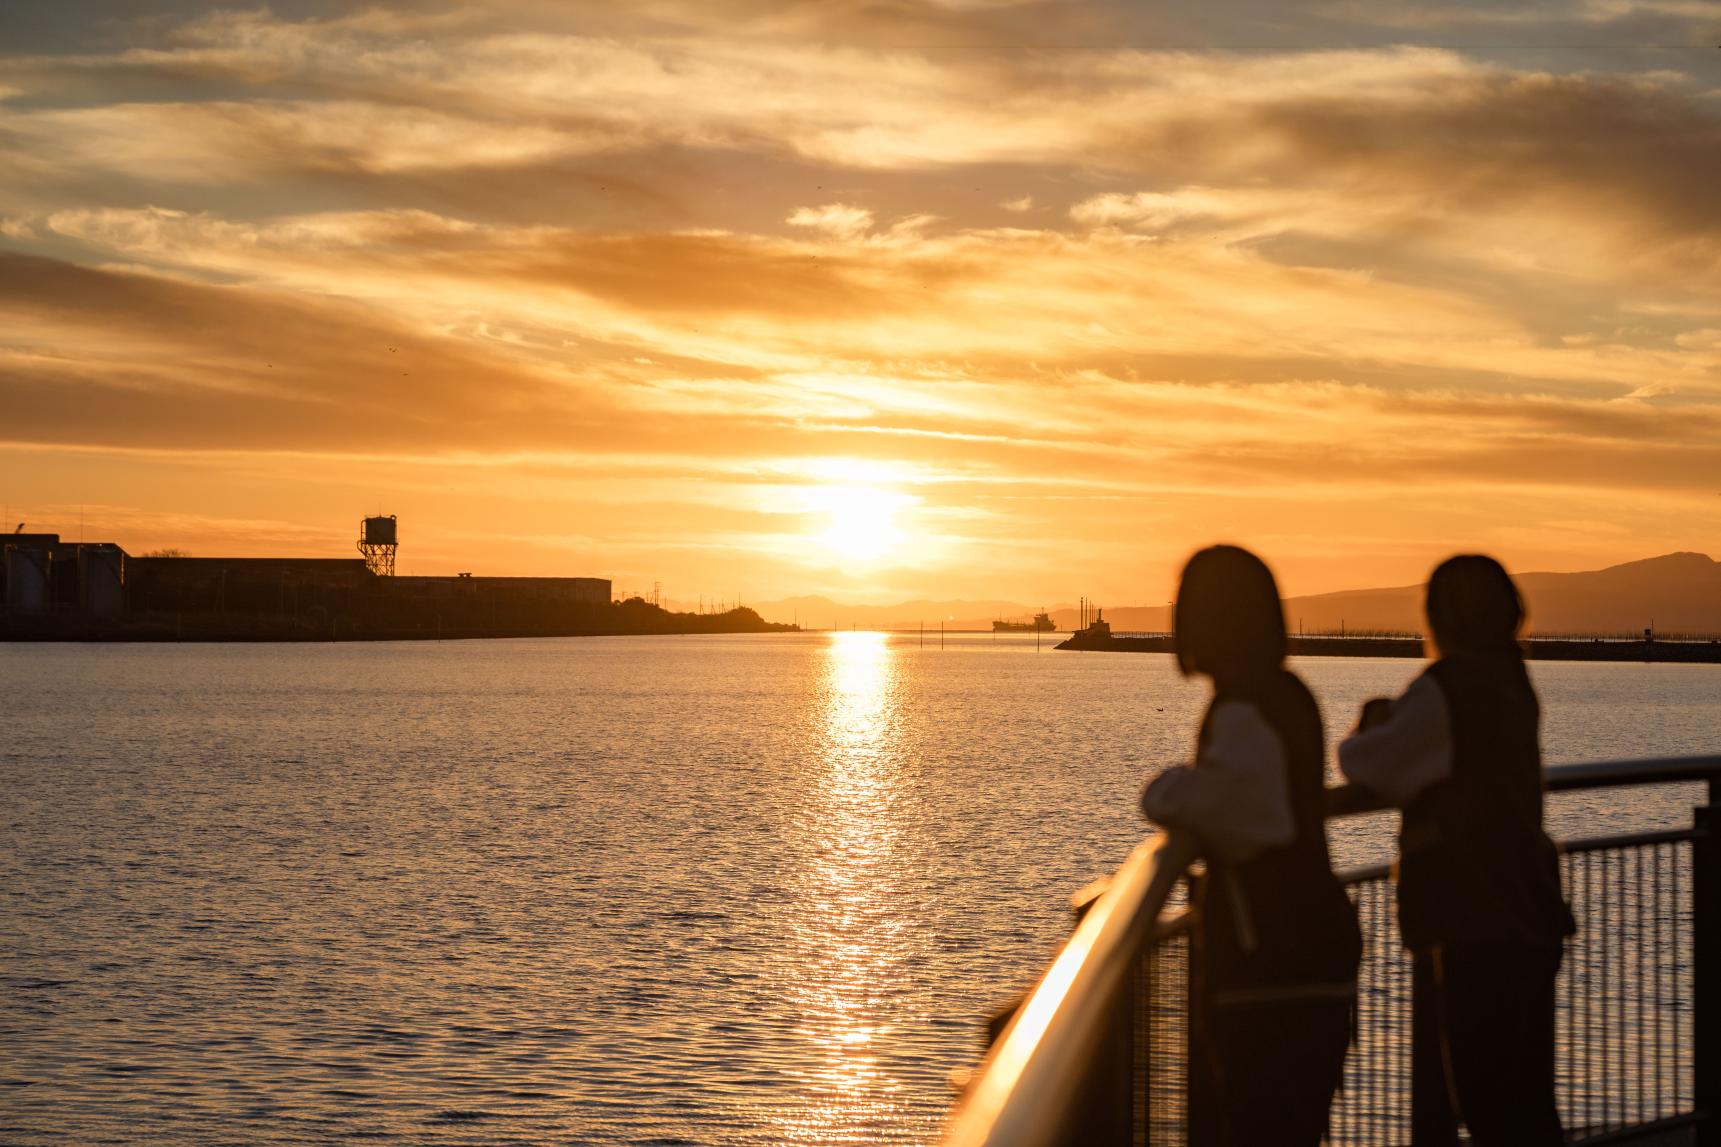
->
[1324,783,1393,818]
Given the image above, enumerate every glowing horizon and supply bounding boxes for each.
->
[2,2,1718,606]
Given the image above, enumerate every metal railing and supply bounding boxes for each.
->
[944,755,1721,1147]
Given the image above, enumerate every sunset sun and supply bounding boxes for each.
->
[818,486,907,564]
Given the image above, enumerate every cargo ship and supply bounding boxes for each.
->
[992,611,1057,633]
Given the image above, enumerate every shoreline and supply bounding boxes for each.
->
[0,627,798,644]
[1057,632,1721,663]
[0,615,797,644]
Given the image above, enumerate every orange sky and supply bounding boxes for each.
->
[2,1,1718,605]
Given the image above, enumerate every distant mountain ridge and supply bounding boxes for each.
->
[1284,552,1721,636]
[755,554,1721,636]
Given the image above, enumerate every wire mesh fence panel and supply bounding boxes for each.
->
[1130,837,1695,1147]
[1558,839,1695,1139]
[1142,927,1191,1147]
[1327,875,1413,1146]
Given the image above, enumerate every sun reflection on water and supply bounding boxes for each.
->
[774,631,919,1144]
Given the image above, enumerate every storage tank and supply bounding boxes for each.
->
[80,545,125,618]
[358,515,399,577]
[361,516,398,546]
[4,546,49,614]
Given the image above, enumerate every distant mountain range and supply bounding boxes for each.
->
[1281,552,1721,636]
[753,553,1721,637]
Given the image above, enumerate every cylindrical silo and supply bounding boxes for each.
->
[4,547,50,614]
[81,545,125,618]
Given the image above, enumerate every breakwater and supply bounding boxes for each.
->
[0,598,795,642]
[1056,631,1721,663]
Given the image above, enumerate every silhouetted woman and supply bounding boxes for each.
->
[1141,545,1360,1147]
[1339,555,1575,1146]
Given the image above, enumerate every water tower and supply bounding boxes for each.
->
[358,515,398,577]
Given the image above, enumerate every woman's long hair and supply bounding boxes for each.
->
[1425,554,1526,659]
[1174,545,1287,686]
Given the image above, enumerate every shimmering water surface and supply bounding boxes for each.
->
[4,634,1717,1145]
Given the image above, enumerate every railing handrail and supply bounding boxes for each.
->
[941,754,1721,1147]
[943,831,1199,1147]
[1325,754,1721,818]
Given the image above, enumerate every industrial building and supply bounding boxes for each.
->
[391,575,612,604]
[2,533,127,619]
[2,518,613,638]
[125,557,374,616]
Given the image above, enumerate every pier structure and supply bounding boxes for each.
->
[945,754,1721,1146]
[1057,626,1721,663]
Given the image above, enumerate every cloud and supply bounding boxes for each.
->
[786,202,875,239]
[6,15,1719,259]
[1070,189,1230,230]
[17,193,1720,421]
[6,243,1717,500]
[2,100,585,186]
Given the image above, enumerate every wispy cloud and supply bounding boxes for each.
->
[787,203,875,239]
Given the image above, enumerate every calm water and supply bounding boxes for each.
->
[3,634,1717,1145]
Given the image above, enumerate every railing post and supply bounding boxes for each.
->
[1185,888,1219,1147]
[1696,788,1720,1146]
[1087,962,1139,1146]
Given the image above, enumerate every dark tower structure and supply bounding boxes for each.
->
[358,515,398,577]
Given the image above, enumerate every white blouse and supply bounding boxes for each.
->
[1140,700,1296,864]
[1336,673,1454,806]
